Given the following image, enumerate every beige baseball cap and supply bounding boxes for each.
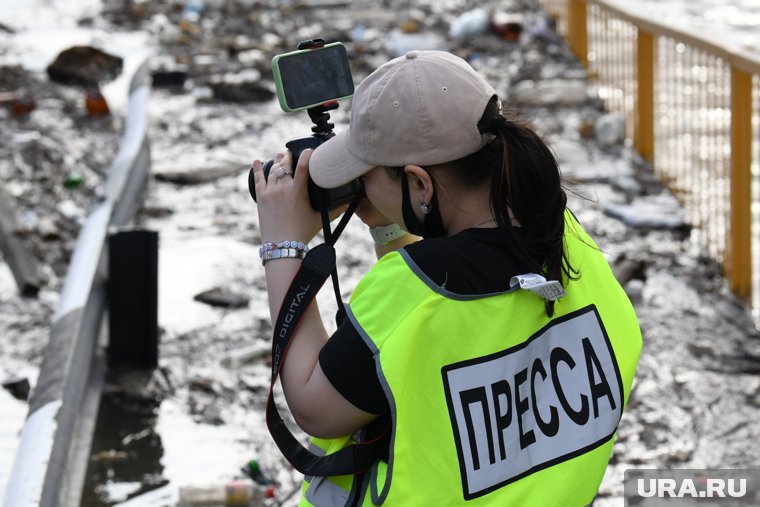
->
[309,50,496,189]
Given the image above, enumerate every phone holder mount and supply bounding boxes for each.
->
[298,38,339,142]
[250,38,362,212]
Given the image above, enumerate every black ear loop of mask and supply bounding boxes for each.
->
[401,170,447,239]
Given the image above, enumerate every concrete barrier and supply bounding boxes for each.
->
[3,59,152,507]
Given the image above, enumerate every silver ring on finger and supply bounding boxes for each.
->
[274,166,292,181]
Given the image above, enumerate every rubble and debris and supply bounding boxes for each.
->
[511,79,590,106]
[604,193,690,230]
[46,45,123,86]
[0,92,36,118]
[220,343,270,368]
[193,287,250,308]
[3,2,760,506]
[0,181,42,296]
[491,11,524,42]
[449,8,490,38]
[151,68,189,88]
[595,112,627,148]
[154,162,247,184]
[84,87,110,117]
[1,376,31,401]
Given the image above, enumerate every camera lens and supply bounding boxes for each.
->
[248,159,274,202]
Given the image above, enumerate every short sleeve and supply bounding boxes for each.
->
[318,318,390,415]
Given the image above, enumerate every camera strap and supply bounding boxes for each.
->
[266,193,388,477]
[319,192,354,326]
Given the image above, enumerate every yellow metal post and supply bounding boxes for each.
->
[635,30,655,162]
[727,67,753,299]
[568,0,588,67]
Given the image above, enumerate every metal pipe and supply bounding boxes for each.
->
[3,59,152,507]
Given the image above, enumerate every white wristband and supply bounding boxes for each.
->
[369,223,407,245]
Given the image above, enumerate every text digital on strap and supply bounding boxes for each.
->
[265,243,387,477]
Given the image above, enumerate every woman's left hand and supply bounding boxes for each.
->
[252,149,322,244]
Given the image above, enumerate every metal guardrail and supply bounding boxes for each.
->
[3,60,151,507]
[539,0,760,306]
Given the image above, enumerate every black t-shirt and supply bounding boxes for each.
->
[318,227,537,415]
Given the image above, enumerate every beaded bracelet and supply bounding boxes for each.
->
[259,240,309,265]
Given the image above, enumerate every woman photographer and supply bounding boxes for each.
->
[252,50,641,506]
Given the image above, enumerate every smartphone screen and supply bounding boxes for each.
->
[273,43,354,112]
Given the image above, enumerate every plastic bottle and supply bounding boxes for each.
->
[178,478,274,506]
[241,459,273,485]
[85,88,110,117]
[64,171,83,189]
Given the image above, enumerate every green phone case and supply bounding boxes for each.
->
[271,42,353,112]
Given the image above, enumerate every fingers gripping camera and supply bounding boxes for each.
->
[248,135,364,211]
[248,39,363,212]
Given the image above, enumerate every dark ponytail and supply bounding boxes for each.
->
[447,97,578,317]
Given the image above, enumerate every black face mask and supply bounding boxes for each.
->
[401,172,447,239]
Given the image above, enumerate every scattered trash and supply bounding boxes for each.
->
[121,428,153,446]
[449,8,489,38]
[400,18,421,34]
[241,459,274,485]
[182,0,205,23]
[178,17,203,37]
[604,193,689,230]
[36,217,61,240]
[46,46,123,86]
[2,376,30,401]
[220,343,270,368]
[511,79,589,106]
[595,112,626,148]
[529,16,561,45]
[624,278,645,304]
[91,449,129,463]
[350,24,367,42]
[194,287,250,309]
[85,87,110,116]
[207,72,274,103]
[577,117,596,139]
[64,171,84,189]
[612,258,646,287]
[550,138,591,166]
[384,30,447,58]
[610,174,643,196]
[189,375,218,395]
[155,163,248,184]
[491,11,523,42]
[0,182,43,296]
[0,20,16,34]
[151,68,189,88]
[178,478,275,506]
[57,199,84,221]
[0,92,36,118]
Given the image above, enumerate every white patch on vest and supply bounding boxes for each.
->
[442,306,623,500]
[510,273,567,301]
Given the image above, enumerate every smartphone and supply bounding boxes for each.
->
[271,42,354,112]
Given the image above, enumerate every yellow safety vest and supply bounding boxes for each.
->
[301,212,641,506]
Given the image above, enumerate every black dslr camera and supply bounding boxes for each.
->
[248,39,364,210]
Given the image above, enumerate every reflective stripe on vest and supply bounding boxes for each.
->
[305,477,350,506]
[301,211,641,506]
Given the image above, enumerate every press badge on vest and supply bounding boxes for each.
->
[510,273,567,301]
[442,305,623,500]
